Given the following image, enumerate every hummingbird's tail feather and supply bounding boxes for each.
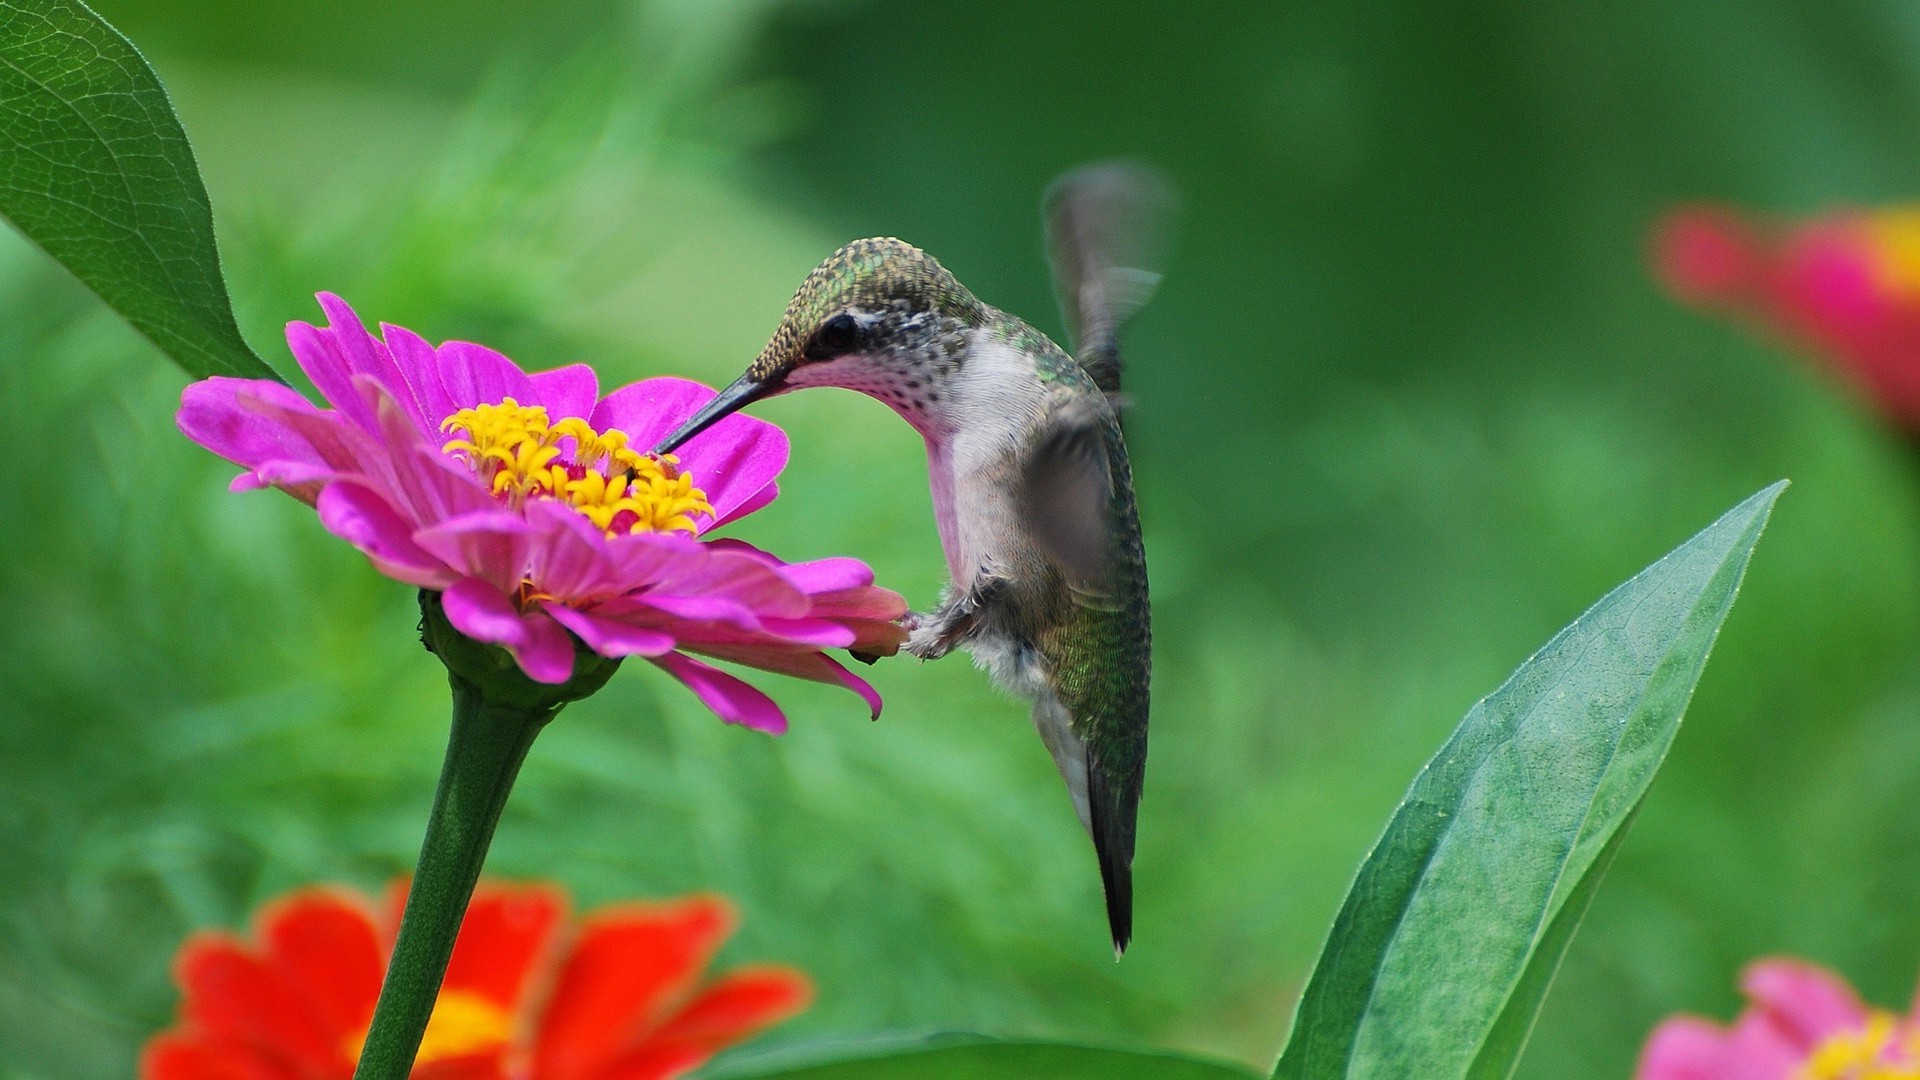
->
[1087,747,1140,955]
[1043,161,1177,396]
[1031,688,1141,955]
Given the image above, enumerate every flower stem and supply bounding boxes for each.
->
[350,673,552,1079]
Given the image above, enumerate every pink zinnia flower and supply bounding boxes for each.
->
[1653,205,1920,430]
[1636,958,1920,1080]
[178,294,906,732]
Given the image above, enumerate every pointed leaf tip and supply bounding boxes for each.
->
[0,0,278,381]
[1275,482,1782,1080]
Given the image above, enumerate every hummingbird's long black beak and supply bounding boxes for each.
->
[652,372,778,455]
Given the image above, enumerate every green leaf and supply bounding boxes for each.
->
[1274,482,1784,1080]
[0,0,275,380]
[714,1036,1262,1080]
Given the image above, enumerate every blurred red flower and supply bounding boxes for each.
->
[1654,205,1920,430]
[1635,957,1920,1079]
[141,882,810,1080]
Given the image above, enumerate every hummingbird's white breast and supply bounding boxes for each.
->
[921,330,1050,585]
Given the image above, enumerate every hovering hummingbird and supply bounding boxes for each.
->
[654,164,1170,954]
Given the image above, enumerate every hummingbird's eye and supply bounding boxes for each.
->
[805,313,863,360]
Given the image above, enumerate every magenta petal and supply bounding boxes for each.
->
[644,593,760,626]
[590,378,788,527]
[653,549,810,619]
[316,481,452,589]
[1722,1009,1805,1076]
[353,379,499,526]
[522,499,628,601]
[179,377,323,470]
[414,511,535,595]
[649,652,787,733]
[776,556,877,595]
[528,363,599,420]
[435,341,535,413]
[1634,1017,1732,1080]
[1741,959,1869,1049]
[316,293,423,431]
[754,618,857,648]
[288,320,377,433]
[441,579,576,684]
[382,321,460,431]
[545,604,676,658]
[688,644,882,718]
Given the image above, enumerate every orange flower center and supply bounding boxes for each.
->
[1799,1012,1920,1080]
[440,398,713,535]
[344,989,514,1067]
[1863,210,1920,305]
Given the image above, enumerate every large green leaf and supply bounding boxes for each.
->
[714,1036,1261,1079]
[1274,482,1783,1080]
[0,0,274,379]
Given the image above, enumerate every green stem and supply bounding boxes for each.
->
[351,673,552,1080]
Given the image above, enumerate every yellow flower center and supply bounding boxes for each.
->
[1799,1012,1920,1080]
[441,398,712,535]
[1864,209,1920,304]
[344,989,513,1066]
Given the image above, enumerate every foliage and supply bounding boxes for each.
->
[1275,485,1779,1078]
[0,0,270,379]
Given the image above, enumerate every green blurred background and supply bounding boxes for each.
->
[4,0,1919,1075]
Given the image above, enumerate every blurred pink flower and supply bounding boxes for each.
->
[1654,205,1920,430]
[178,294,905,731]
[1636,958,1920,1080]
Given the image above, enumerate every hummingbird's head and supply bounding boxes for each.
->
[654,238,986,453]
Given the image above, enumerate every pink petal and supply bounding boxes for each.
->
[179,379,379,504]
[441,579,576,685]
[528,363,599,420]
[752,618,857,648]
[1722,1008,1806,1078]
[589,378,787,528]
[711,481,780,530]
[353,378,498,527]
[544,604,676,658]
[435,341,535,413]
[288,319,376,434]
[807,587,913,623]
[414,511,535,596]
[1635,1017,1734,1080]
[382,322,460,431]
[1741,959,1870,1049]
[179,377,323,469]
[231,460,340,499]
[522,499,629,602]
[315,481,453,589]
[316,293,423,431]
[686,643,882,718]
[776,556,877,594]
[651,549,810,620]
[648,652,787,733]
[1654,208,1761,308]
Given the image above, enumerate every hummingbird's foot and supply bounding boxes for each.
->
[904,571,1006,660]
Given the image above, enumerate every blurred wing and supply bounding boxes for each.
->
[1043,161,1176,394]
[1018,401,1118,603]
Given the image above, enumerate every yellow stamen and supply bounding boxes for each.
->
[1798,1012,1920,1080]
[344,989,513,1066]
[441,398,712,536]
[1865,209,1920,303]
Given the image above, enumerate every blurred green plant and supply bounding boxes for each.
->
[0,0,272,380]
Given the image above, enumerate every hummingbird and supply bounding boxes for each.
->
[654,164,1169,954]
